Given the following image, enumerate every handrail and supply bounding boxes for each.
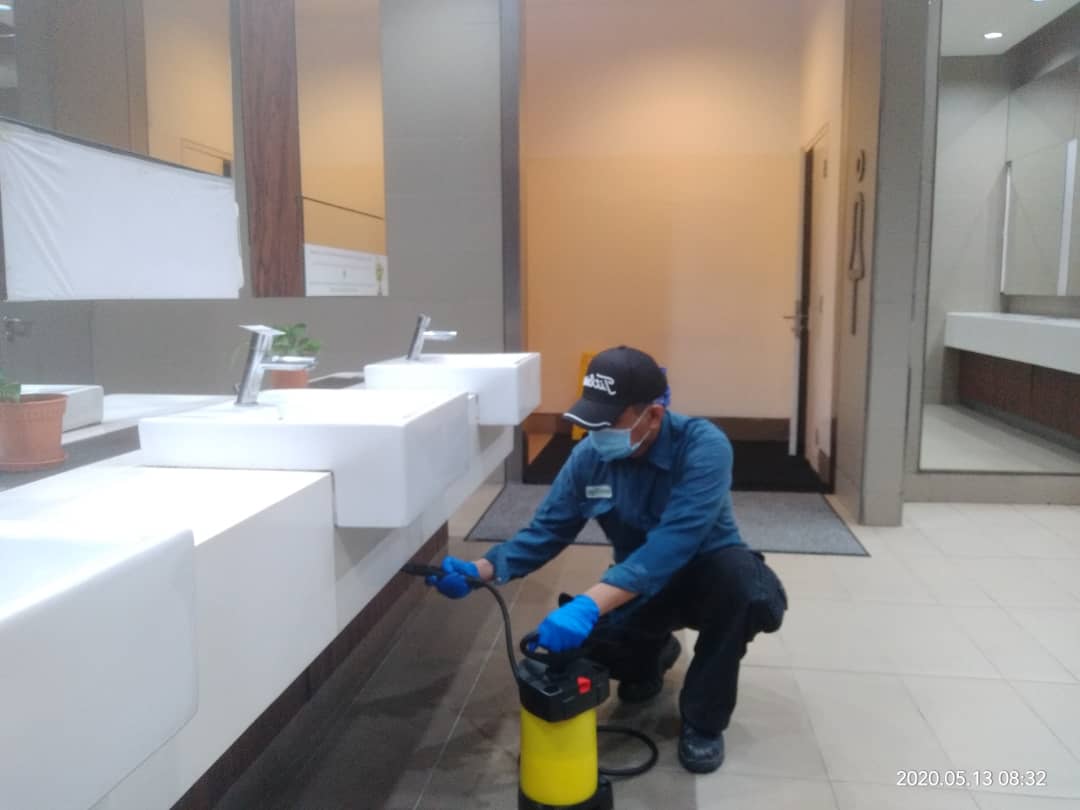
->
[301,196,385,221]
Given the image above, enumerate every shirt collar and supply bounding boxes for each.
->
[645,411,674,471]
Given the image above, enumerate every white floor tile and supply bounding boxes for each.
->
[947,607,1075,684]
[973,791,1080,809]
[795,670,954,785]
[1034,559,1080,603]
[769,554,852,601]
[1021,506,1080,542]
[826,555,937,604]
[723,666,830,781]
[920,405,1080,475]
[926,527,1024,559]
[899,555,996,606]
[961,558,1079,609]
[1013,681,1080,762]
[858,527,946,559]
[832,781,979,809]
[694,774,838,810]
[1009,609,1080,681]
[780,601,997,678]
[903,676,1080,799]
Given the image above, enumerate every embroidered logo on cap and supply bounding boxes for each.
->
[583,373,616,396]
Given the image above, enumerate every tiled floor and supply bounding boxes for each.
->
[219,492,1080,810]
[921,405,1080,474]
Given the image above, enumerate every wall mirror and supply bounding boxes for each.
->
[919,0,1080,476]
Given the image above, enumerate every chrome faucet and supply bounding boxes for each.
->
[235,325,317,406]
[406,314,457,361]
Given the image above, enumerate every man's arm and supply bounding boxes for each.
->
[473,452,588,584]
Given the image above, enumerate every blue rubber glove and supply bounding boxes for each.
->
[533,594,600,653]
[425,556,479,599]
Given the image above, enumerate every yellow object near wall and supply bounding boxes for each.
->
[519,707,599,805]
[570,352,596,441]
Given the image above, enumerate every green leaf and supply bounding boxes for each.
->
[270,323,321,356]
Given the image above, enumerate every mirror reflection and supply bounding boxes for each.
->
[295,0,388,298]
[920,0,1080,474]
[3,0,234,176]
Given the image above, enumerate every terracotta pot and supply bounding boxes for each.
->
[266,369,310,389]
[0,394,68,472]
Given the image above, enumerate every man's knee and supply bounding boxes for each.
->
[692,547,787,634]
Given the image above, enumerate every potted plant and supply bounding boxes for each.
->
[268,323,321,389]
[0,370,68,471]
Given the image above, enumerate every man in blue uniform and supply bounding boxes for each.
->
[428,346,787,773]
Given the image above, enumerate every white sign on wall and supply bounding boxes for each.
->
[304,244,388,297]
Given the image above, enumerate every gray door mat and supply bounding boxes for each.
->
[466,483,868,557]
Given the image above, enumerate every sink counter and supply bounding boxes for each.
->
[945,312,1080,375]
[0,417,514,810]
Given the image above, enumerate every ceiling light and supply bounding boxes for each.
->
[984,32,1004,40]
[0,4,12,11]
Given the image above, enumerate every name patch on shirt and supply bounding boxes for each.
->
[586,485,613,499]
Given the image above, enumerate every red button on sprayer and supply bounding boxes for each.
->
[577,676,592,695]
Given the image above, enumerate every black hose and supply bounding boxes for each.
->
[597,725,659,778]
[401,563,659,780]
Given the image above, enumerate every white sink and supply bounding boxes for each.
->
[0,522,196,810]
[137,388,471,528]
[364,353,541,426]
[21,384,104,431]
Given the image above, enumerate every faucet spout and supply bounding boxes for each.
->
[406,314,458,361]
[235,325,316,405]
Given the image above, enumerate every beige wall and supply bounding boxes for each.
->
[295,0,387,255]
[142,0,233,169]
[522,0,804,417]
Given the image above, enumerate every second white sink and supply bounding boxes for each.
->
[364,353,541,426]
[138,388,471,528]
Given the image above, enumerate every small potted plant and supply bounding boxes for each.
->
[0,370,68,471]
[268,323,321,389]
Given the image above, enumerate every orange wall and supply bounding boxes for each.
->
[523,0,806,417]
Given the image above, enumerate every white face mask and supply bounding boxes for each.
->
[589,409,650,461]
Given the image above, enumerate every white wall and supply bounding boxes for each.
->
[522,0,805,417]
[800,0,847,468]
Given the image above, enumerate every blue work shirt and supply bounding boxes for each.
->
[483,411,745,605]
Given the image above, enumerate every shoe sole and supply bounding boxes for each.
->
[678,752,724,774]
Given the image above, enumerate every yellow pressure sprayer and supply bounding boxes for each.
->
[402,563,658,810]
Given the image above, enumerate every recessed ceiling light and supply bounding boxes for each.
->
[984,32,1004,40]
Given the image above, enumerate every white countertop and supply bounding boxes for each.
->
[944,312,1080,375]
[0,450,327,543]
[62,394,231,445]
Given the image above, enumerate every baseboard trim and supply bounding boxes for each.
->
[171,525,449,810]
[524,413,789,443]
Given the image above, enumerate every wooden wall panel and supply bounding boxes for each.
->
[235,0,305,297]
[959,351,1080,442]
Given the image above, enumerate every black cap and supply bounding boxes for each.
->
[563,346,668,430]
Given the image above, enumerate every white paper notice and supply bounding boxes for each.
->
[304,244,388,297]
